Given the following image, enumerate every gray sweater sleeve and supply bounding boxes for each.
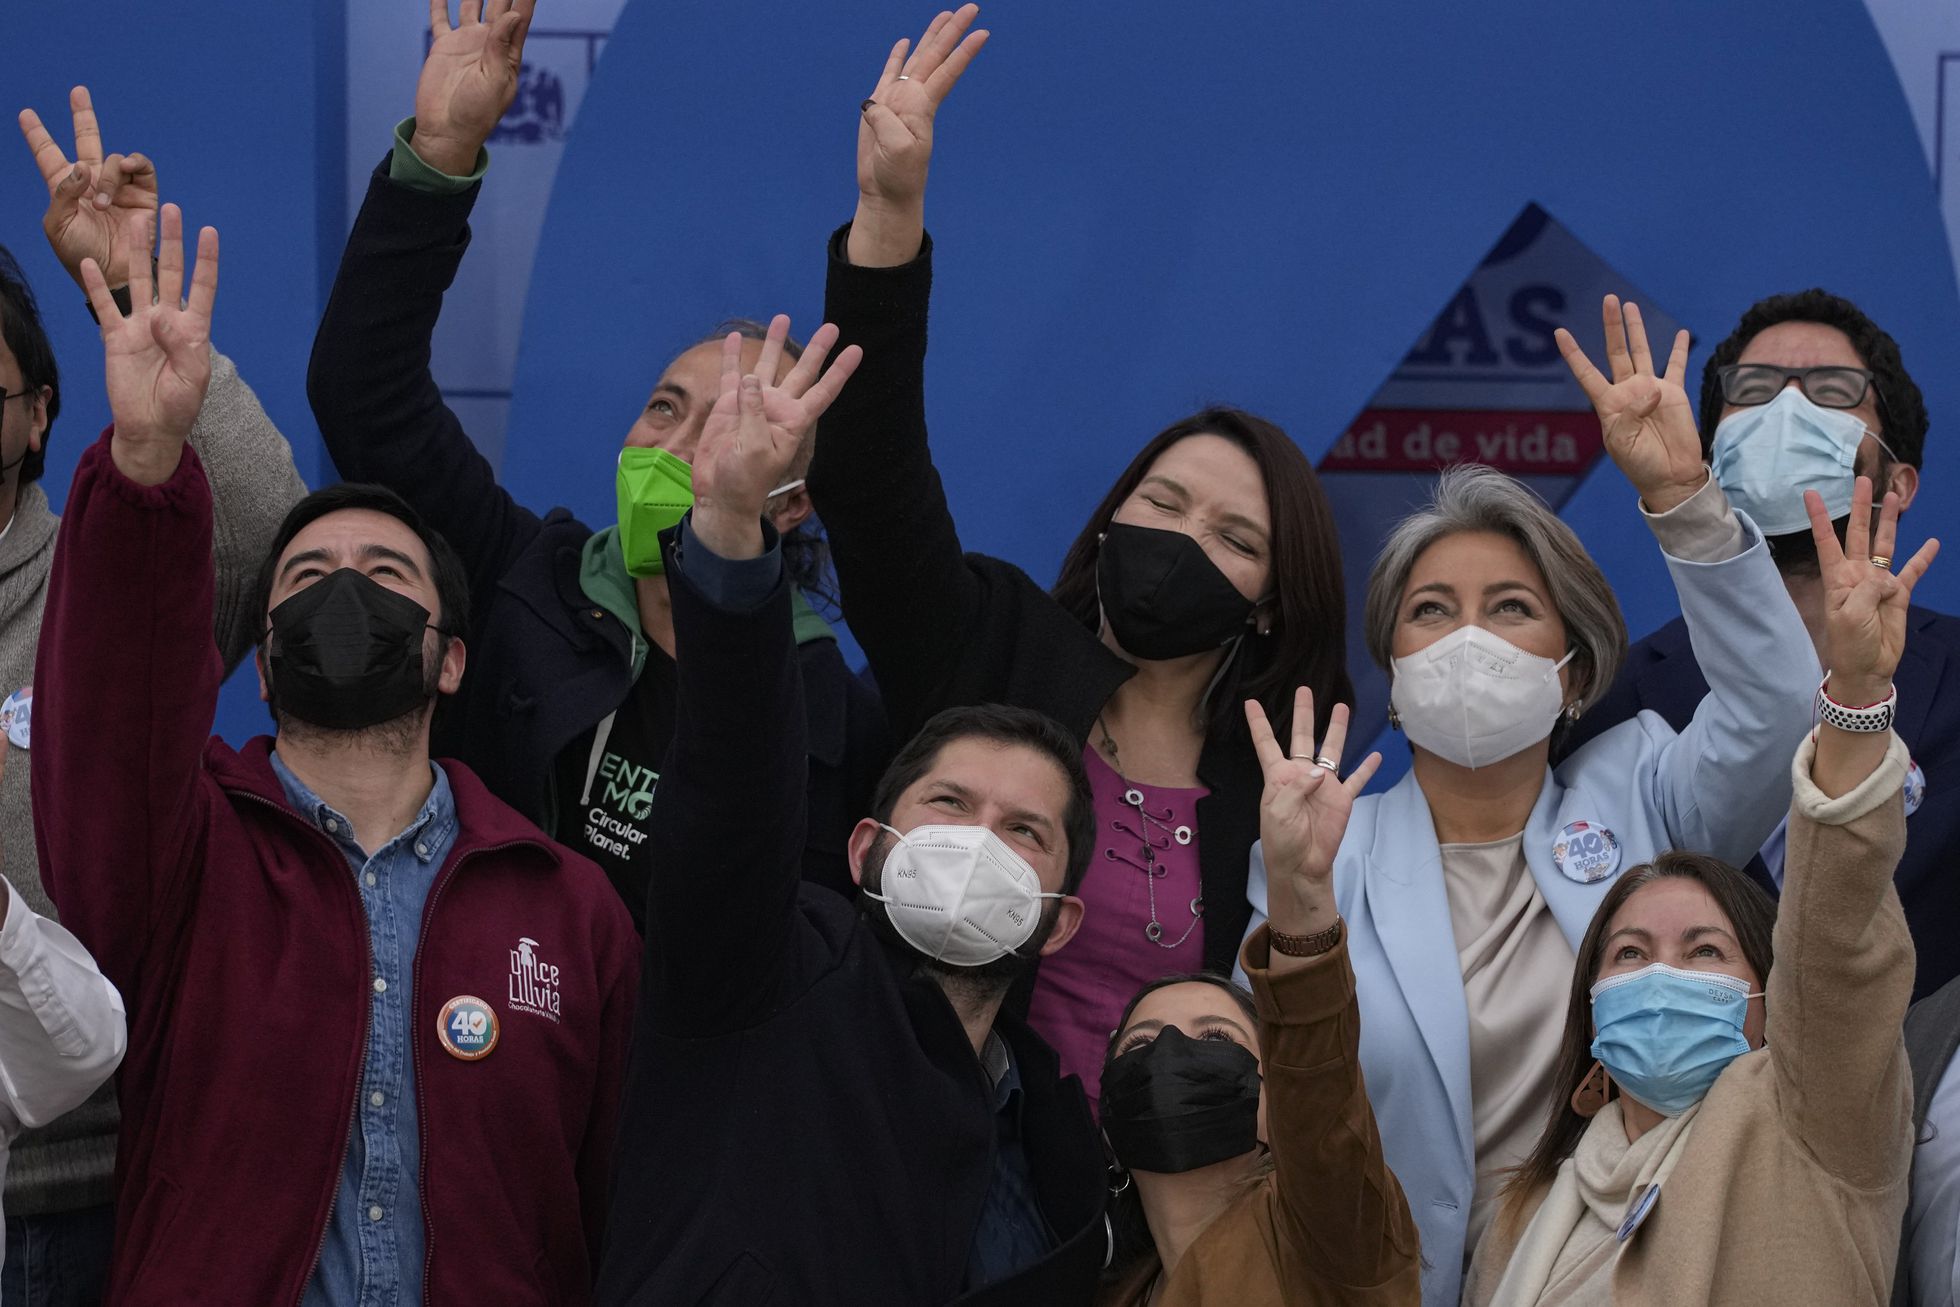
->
[188,350,309,671]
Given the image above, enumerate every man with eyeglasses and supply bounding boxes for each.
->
[1561,288,1960,998]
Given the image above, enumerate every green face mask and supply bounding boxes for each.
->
[616,446,694,576]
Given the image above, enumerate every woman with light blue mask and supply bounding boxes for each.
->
[1239,295,1824,1306]
[1462,484,1937,1305]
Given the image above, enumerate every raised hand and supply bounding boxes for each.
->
[1811,478,1938,705]
[1555,295,1708,514]
[84,206,217,486]
[849,5,989,266]
[1246,688,1379,936]
[412,0,537,176]
[689,315,863,560]
[18,87,159,291]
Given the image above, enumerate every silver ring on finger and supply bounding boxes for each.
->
[896,74,912,80]
[1311,756,1340,772]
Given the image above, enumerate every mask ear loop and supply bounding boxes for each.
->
[1092,531,1111,643]
[1198,591,1274,716]
[1199,632,1244,714]
[1549,648,1581,719]
[1571,1060,1613,1118]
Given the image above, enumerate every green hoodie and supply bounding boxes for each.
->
[578,526,839,677]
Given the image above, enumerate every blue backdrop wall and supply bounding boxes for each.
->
[506,0,1960,773]
[1,0,342,742]
[3,0,1958,758]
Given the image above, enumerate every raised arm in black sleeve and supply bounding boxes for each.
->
[306,160,543,606]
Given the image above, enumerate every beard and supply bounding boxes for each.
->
[267,639,444,757]
[1765,457,1892,580]
[1764,517,1843,580]
[857,829,1065,1000]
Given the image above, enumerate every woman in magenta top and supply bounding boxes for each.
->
[807,8,1351,1090]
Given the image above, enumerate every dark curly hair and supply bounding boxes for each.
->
[0,244,57,486]
[1697,288,1926,471]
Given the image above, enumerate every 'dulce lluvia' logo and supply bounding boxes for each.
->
[508,936,562,1023]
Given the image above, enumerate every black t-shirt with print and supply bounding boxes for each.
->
[552,647,677,933]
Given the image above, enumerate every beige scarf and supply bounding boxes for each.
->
[1485,1100,1699,1305]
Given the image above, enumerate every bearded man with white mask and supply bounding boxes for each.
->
[592,322,1106,1307]
[1239,295,1819,1307]
[1559,288,1960,1002]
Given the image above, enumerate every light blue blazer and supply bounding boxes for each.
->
[1242,517,1817,1307]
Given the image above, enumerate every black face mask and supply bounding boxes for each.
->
[265,568,437,731]
[1096,522,1256,661]
[1100,1025,1262,1174]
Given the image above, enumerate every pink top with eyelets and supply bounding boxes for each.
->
[1025,745,1207,1112]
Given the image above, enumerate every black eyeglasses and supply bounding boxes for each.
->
[1717,363,1885,412]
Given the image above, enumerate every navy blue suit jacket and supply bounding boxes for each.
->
[1561,604,1960,1000]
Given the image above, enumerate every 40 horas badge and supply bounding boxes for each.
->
[1552,819,1621,885]
[437,995,500,1061]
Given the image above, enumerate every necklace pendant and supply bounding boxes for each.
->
[1144,920,1164,943]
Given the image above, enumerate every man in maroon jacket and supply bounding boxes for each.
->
[31,202,638,1304]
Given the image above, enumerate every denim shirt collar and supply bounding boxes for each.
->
[268,750,457,865]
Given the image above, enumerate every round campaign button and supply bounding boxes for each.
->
[436,995,499,1061]
[1617,1181,1661,1242]
[1552,820,1621,885]
[1904,759,1926,818]
[1,686,31,750]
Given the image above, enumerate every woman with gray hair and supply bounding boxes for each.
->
[1241,296,1818,1307]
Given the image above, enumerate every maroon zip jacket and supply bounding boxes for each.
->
[31,431,640,1306]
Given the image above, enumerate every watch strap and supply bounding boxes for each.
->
[1270,917,1344,958]
[1816,675,1896,734]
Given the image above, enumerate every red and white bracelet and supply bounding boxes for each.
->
[1815,674,1897,735]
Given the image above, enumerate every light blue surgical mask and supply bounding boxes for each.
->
[1589,962,1761,1117]
[1709,387,1893,536]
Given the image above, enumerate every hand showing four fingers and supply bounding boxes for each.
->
[18,87,159,292]
[850,5,989,266]
[1555,295,1709,515]
[858,5,989,210]
[688,317,863,561]
[1247,689,1379,932]
[85,206,218,486]
[1810,479,1939,706]
[413,0,537,176]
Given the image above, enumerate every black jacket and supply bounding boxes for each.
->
[595,537,1106,1306]
[1560,604,1960,1001]
[809,226,1270,977]
[307,163,889,903]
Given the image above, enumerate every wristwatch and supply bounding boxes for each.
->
[1270,917,1343,958]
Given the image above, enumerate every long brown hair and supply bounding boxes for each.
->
[1496,851,1778,1229]
[1049,407,1351,742]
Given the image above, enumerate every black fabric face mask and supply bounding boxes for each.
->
[1096,522,1256,661]
[265,568,436,731]
[1100,1025,1262,1174]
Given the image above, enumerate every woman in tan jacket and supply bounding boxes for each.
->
[1464,481,1936,1306]
[1097,692,1421,1305]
